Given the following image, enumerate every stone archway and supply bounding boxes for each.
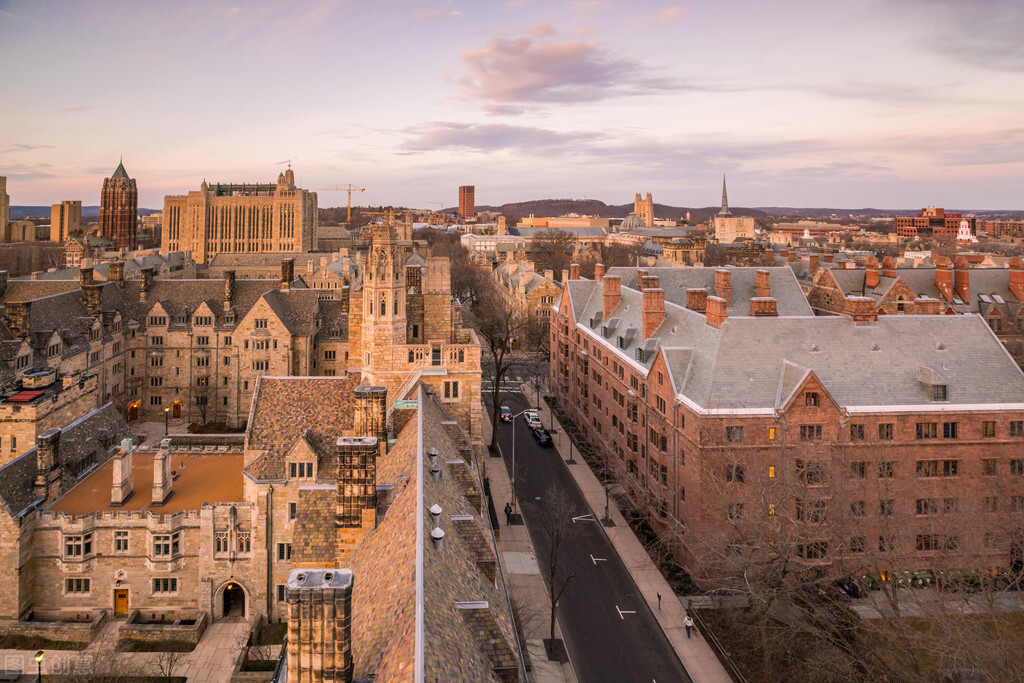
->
[214,579,250,622]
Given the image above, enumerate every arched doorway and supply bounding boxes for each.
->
[127,401,140,421]
[172,401,181,418]
[221,581,246,621]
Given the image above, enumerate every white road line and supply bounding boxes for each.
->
[590,554,607,564]
[572,513,595,523]
[616,605,637,619]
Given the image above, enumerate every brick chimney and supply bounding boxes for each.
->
[594,263,605,281]
[714,269,732,307]
[80,266,94,288]
[788,250,796,263]
[110,438,135,507]
[602,275,621,319]
[934,256,953,301]
[151,438,173,506]
[808,253,819,274]
[140,267,154,302]
[686,288,708,313]
[749,297,778,317]
[765,250,775,266]
[286,569,354,683]
[108,261,125,288]
[916,297,941,314]
[224,270,236,311]
[561,269,569,283]
[1010,257,1024,300]
[640,274,660,290]
[335,436,378,536]
[845,296,877,322]
[544,269,554,282]
[706,296,727,327]
[642,288,665,338]
[824,251,834,263]
[865,256,880,289]
[568,263,581,280]
[755,269,771,298]
[353,386,388,447]
[780,248,789,262]
[281,258,295,290]
[34,428,62,503]
[519,270,531,293]
[954,257,970,302]
[5,301,31,338]
[881,256,896,278]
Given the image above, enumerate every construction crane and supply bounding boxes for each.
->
[316,184,365,223]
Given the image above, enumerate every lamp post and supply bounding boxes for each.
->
[164,407,169,436]
[34,650,43,682]
[510,407,538,517]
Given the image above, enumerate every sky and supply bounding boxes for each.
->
[2,0,1024,211]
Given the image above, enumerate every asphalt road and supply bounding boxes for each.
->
[489,391,692,683]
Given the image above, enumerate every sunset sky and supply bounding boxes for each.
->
[2,0,1023,210]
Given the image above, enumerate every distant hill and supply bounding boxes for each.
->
[10,206,161,219]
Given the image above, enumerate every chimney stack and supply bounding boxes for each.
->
[335,437,378,546]
[80,266,94,288]
[640,274,660,290]
[5,301,31,338]
[808,253,819,274]
[934,256,953,301]
[34,428,62,503]
[140,267,154,301]
[685,288,708,313]
[916,297,941,314]
[881,256,896,278]
[706,295,728,327]
[569,263,580,280]
[824,252,834,263]
[544,269,554,282]
[845,296,878,322]
[82,282,103,317]
[602,275,621,319]
[281,258,295,290]
[594,263,605,281]
[714,269,732,308]
[788,250,796,263]
[954,257,970,302]
[749,297,778,317]
[765,250,775,266]
[109,261,125,288]
[151,438,173,506]
[561,269,568,283]
[353,386,388,447]
[224,270,236,311]
[110,438,135,506]
[286,569,354,683]
[0,270,7,298]
[755,269,771,298]
[865,256,880,289]
[642,287,666,338]
[1010,257,1024,300]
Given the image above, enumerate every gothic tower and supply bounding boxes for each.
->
[100,160,138,251]
[361,216,407,371]
[634,192,654,227]
[718,173,732,217]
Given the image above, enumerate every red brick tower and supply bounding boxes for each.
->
[100,159,138,251]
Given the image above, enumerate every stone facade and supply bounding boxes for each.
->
[633,192,653,228]
[100,161,138,251]
[51,200,82,243]
[162,169,317,264]
[492,258,562,326]
[0,177,9,237]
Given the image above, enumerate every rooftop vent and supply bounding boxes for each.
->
[431,527,445,552]
[430,504,442,526]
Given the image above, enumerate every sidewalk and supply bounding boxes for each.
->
[482,412,576,683]
[527,384,733,683]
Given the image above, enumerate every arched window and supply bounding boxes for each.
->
[394,296,399,314]
[380,293,387,316]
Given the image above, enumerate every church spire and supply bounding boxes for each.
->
[718,173,732,217]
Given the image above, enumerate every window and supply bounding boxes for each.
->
[916,498,939,515]
[152,532,180,558]
[238,533,251,554]
[725,465,745,483]
[725,426,742,443]
[879,535,896,552]
[277,585,286,602]
[849,461,866,479]
[943,497,959,513]
[150,356,163,367]
[443,381,459,399]
[805,392,820,407]
[153,578,178,593]
[150,377,163,387]
[215,533,229,554]
[916,423,938,439]
[916,459,958,478]
[1012,496,1024,512]
[196,336,210,346]
[324,350,336,360]
[932,384,947,401]
[797,542,828,560]
[800,425,822,441]
[252,360,269,371]
[90,351,101,364]
[916,535,957,552]
[942,422,958,439]
[1011,459,1024,476]
[880,499,894,516]
[150,336,164,346]
[15,354,28,370]
[149,316,167,326]
[65,578,90,594]
[983,497,998,513]
[1011,421,1023,437]
[796,459,826,486]
[727,503,744,520]
[289,502,297,521]
[982,421,997,438]
[114,531,129,552]
[277,543,292,561]
[850,424,865,440]
[64,532,94,559]
[194,316,212,326]
[196,356,209,368]
[656,396,666,414]
[796,498,828,523]
[849,500,866,517]
[224,336,232,346]
[849,536,865,553]
[290,462,314,478]
[150,396,162,406]
[878,423,894,440]
[48,343,61,357]
[254,319,268,329]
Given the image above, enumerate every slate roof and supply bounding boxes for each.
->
[292,486,338,564]
[493,262,562,297]
[829,267,1022,314]
[314,300,349,341]
[262,289,320,336]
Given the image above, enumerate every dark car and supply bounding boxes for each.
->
[500,406,513,423]
[533,428,553,447]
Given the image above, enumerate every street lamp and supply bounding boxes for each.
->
[509,407,539,517]
[164,407,169,436]
[34,650,43,682]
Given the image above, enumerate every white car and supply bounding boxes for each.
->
[524,411,542,429]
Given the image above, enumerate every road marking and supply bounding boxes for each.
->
[572,513,595,523]
[590,554,607,565]
[616,605,637,619]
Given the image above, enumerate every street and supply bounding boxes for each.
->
[488,390,692,683]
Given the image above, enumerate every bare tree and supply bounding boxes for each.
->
[191,374,211,429]
[538,485,580,643]
[147,649,189,682]
[528,229,576,280]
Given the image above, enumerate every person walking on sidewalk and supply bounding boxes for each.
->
[504,502,513,526]
[684,614,696,639]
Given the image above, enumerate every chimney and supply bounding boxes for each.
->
[594,263,605,281]
[845,296,877,322]
[1010,257,1024,300]
[569,263,581,280]
[714,269,732,308]
[808,253,819,274]
[780,248,789,262]
[602,275,621,319]
[824,252,834,263]
[686,288,708,313]
[109,261,125,288]
[788,250,796,263]
[354,386,388,445]
[5,301,31,337]
[342,258,351,282]
[916,297,941,314]
[640,274,660,290]
[954,257,970,302]
[765,250,775,266]
[80,266,94,288]
[642,287,665,338]
[140,267,154,301]
[544,269,554,282]
[34,428,62,502]
[749,297,778,317]
[281,258,295,290]
[755,269,771,298]
[519,270,531,293]
[934,256,953,301]
[865,256,880,289]
[706,296,727,327]
[110,438,135,507]
[224,270,236,311]
[151,438,173,506]
[561,269,569,283]
[82,283,103,317]
[286,569,354,683]
[335,436,379,533]
[881,256,896,278]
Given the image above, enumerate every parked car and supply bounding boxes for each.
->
[500,406,513,423]
[532,428,553,447]
[524,411,542,429]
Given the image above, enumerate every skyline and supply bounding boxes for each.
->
[2,0,1024,210]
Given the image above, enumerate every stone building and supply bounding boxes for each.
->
[551,265,1024,582]
[100,161,138,251]
[492,258,563,325]
[162,168,318,264]
[0,177,9,236]
[634,192,654,228]
[713,175,756,243]
[50,200,82,243]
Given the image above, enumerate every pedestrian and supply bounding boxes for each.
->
[504,502,513,526]
[657,592,662,610]
[684,614,695,639]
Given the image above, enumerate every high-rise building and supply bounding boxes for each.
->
[100,160,138,251]
[0,176,10,233]
[162,168,317,263]
[50,200,82,242]
[459,185,475,219]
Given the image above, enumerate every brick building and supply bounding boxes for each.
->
[99,161,138,251]
[459,185,475,219]
[551,264,1024,581]
[895,207,974,240]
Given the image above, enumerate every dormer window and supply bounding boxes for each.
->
[290,462,314,479]
[932,384,948,401]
